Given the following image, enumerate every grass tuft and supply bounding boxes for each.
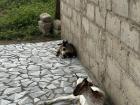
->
[0,0,56,40]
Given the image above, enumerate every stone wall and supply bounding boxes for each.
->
[60,0,140,105]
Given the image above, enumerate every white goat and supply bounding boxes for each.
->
[37,78,105,105]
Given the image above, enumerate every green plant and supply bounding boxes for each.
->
[0,0,56,40]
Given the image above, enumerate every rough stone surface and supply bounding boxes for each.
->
[53,20,61,30]
[61,0,140,105]
[38,20,52,35]
[40,13,52,23]
[0,40,88,105]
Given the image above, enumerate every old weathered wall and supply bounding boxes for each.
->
[60,0,140,105]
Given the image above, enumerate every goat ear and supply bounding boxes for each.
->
[63,40,68,43]
[84,78,93,86]
[83,78,88,83]
[88,82,93,86]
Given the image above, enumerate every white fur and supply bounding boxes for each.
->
[91,86,105,96]
[61,51,65,55]
[79,86,105,105]
[77,78,84,85]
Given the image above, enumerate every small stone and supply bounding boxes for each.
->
[40,13,52,22]
[41,69,51,76]
[2,63,17,68]
[40,95,47,100]
[18,97,33,105]
[21,74,28,78]
[28,65,40,71]
[39,82,47,89]
[51,69,65,75]
[0,99,11,105]
[32,48,39,55]
[8,103,16,105]
[30,91,45,98]
[60,81,71,87]
[3,87,21,95]
[52,80,60,84]
[14,91,27,100]
[30,71,40,76]
[54,88,63,94]
[47,84,57,89]
[0,72,9,78]
[64,87,73,93]
[34,98,40,103]
[31,56,41,63]
[21,79,32,87]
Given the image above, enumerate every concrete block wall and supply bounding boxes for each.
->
[60,0,140,105]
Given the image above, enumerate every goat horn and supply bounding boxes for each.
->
[74,73,79,79]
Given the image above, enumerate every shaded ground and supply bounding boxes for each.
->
[0,40,88,105]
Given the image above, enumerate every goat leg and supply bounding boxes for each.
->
[37,95,79,105]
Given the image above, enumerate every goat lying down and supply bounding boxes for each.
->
[37,78,105,105]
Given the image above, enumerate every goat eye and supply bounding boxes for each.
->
[63,48,66,51]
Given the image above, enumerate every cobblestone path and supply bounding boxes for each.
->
[0,40,88,105]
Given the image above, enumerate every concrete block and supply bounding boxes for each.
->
[95,30,106,64]
[106,12,121,38]
[67,7,72,18]
[130,0,140,25]
[90,0,99,4]
[75,0,81,11]
[106,32,113,57]
[72,11,81,28]
[87,38,96,58]
[80,36,88,52]
[112,37,128,71]
[112,0,128,17]
[107,57,121,88]
[103,73,111,95]
[81,52,90,69]
[99,0,106,10]
[121,71,140,105]
[90,57,99,80]
[70,21,75,34]
[86,3,95,21]
[121,20,140,52]
[69,0,75,8]
[81,0,88,15]
[129,52,140,86]
[110,82,128,105]
[89,22,99,42]
[106,0,112,10]
[82,17,90,34]
[95,6,106,28]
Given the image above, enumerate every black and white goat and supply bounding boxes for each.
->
[37,77,105,105]
[73,78,105,105]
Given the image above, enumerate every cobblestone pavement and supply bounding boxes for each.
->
[0,40,88,105]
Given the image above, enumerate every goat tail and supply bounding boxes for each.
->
[36,94,79,105]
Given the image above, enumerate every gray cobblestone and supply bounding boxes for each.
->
[0,40,88,105]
